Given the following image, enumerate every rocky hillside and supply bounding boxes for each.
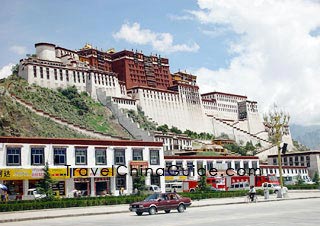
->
[0,75,131,139]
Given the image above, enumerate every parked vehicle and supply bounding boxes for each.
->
[165,182,183,193]
[129,192,192,215]
[228,182,250,191]
[23,189,46,200]
[262,182,286,194]
[182,175,279,192]
[145,185,161,194]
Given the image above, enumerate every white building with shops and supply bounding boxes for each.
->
[0,137,165,198]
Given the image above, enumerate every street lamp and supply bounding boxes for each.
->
[263,105,290,198]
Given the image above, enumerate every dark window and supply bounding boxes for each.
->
[151,175,160,186]
[31,147,44,165]
[54,148,66,165]
[46,68,50,79]
[95,148,107,165]
[114,149,125,165]
[166,161,172,170]
[66,70,69,81]
[75,148,87,165]
[235,161,241,170]
[116,175,126,190]
[150,150,160,165]
[6,147,21,166]
[207,161,213,170]
[33,66,37,77]
[40,67,43,78]
[132,149,143,161]
[54,69,57,80]
[60,69,63,81]
[252,161,258,169]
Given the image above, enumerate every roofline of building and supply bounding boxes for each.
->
[35,42,56,48]
[201,91,247,99]
[0,136,163,147]
[268,151,320,157]
[164,155,259,160]
[260,164,307,169]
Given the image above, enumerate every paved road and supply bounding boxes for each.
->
[2,198,319,226]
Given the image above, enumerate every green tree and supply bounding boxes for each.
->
[297,174,304,185]
[198,175,211,192]
[170,126,182,134]
[11,64,19,76]
[263,105,290,191]
[36,162,56,200]
[312,172,319,185]
[157,124,169,133]
[133,174,146,195]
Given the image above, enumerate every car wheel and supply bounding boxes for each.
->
[274,190,278,194]
[177,204,185,213]
[149,206,157,215]
[164,210,171,213]
[136,211,143,216]
[190,189,195,192]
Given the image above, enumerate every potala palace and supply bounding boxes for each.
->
[18,42,294,156]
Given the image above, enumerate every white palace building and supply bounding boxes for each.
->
[18,42,294,155]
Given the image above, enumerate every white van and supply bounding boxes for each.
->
[165,182,183,193]
[23,189,46,200]
[145,185,161,194]
[228,182,250,191]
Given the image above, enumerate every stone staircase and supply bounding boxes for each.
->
[212,116,272,145]
[96,90,154,141]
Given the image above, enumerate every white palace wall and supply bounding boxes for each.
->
[132,88,213,133]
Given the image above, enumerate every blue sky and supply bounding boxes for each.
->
[1,0,320,126]
[0,0,232,71]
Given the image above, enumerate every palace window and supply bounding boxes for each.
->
[6,147,21,166]
[95,148,107,165]
[31,147,44,165]
[54,69,57,80]
[60,69,63,81]
[46,68,50,79]
[75,148,87,165]
[40,67,43,78]
[33,66,37,77]
[66,70,69,81]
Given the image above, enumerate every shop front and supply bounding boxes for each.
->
[72,167,113,197]
[0,168,69,199]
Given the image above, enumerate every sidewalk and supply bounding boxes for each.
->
[1,190,319,223]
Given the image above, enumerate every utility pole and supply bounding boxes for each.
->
[263,105,290,198]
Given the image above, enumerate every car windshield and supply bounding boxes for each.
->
[144,193,159,201]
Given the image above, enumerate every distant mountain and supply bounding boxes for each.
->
[290,124,320,150]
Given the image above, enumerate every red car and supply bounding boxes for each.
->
[129,192,192,216]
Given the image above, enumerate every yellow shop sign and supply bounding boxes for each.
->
[165,176,187,181]
[0,168,69,180]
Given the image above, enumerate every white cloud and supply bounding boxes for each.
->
[9,45,27,55]
[167,14,194,21]
[113,22,199,53]
[189,0,320,125]
[0,63,15,79]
